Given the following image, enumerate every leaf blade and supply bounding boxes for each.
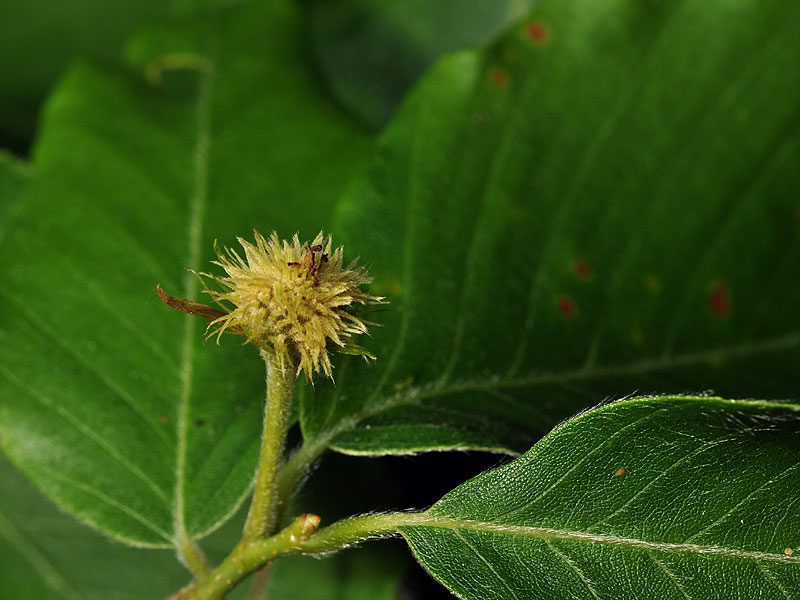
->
[0,1,370,546]
[300,0,800,457]
[400,396,800,599]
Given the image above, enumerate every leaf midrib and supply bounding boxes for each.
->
[173,39,214,546]
[399,515,800,565]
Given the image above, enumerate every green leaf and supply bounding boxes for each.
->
[0,0,231,152]
[0,151,29,240]
[0,451,401,600]
[0,1,370,546]
[298,0,800,457]
[306,0,535,129]
[0,452,189,599]
[400,396,800,599]
[259,549,404,600]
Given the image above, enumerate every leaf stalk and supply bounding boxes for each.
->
[242,350,295,541]
[185,512,411,600]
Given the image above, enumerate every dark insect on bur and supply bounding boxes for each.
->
[288,244,330,283]
[303,244,328,284]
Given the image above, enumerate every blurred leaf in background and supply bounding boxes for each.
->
[0,451,193,599]
[0,449,410,599]
[0,150,28,239]
[0,0,241,154]
[305,0,535,129]
[0,0,371,555]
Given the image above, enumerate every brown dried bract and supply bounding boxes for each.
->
[157,285,244,335]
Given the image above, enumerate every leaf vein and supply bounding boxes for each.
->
[0,507,84,600]
[306,333,800,458]
[454,529,521,600]
[0,364,170,507]
[546,540,600,600]
[507,1,689,376]
[2,290,172,447]
[438,64,536,385]
[756,562,792,600]
[173,36,214,548]
[402,515,800,565]
[38,466,173,544]
[646,551,691,600]
[489,407,671,522]
[683,460,800,543]
[585,427,751,531]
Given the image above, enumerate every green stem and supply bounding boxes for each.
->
[243,350,295,541]
[185,512,417,600]
[179,538,210,580]
[274,434,328,517]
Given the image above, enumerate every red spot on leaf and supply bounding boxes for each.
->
[158,415,168,424]
[525,21,549,44]
[490,67,510,88]
[473,111,489,125]
[615,468,627,477]
[573,260,592,280]
[709,282,731,318]
[557,296,576,318]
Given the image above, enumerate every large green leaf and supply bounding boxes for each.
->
[0,151,29,240]
[305,0,535,129]
[260,549,403,600]
[0,451,402,600]
[0,1,370,546]
[298,0,800,457]
[0,0,238,153]
[400,396,800,599]
[0,452,189,599]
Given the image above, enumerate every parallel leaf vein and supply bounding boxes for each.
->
[646,551,691,600]
[454,529,521,600]
[0,507,84,600]
[0,364,170,507]
[546,540,600,600]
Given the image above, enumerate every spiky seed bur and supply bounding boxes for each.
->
[200,231,382,381]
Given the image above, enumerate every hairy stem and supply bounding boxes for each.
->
[185,512,413,600]
[243,350,295,542]
[179,539,210,580]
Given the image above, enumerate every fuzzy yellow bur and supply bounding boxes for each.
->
[194,231,381,381]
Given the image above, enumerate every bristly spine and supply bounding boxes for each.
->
[198,231,382,381]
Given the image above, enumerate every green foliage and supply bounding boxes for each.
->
[0,452,188,599]
[0,0,368,547]
[0,150,28,240]
[402,396,800,599]
[1,0,798,598]
[0,0,241,151]
[303,0,800,457]
[306,0,535,128]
